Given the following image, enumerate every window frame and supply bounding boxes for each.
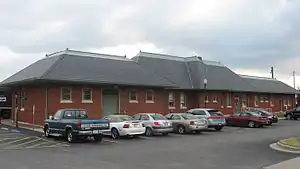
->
[270,95,274,107]
[20,89,26,111]
[82,88,93,103]
[254,95,259,107]
[212,95,218,103]
[129,90,138,103]
[226,93,232,108]
[180,92,187,109]
[287,97,291,106]
[145,90,154,103]
[60,87,72,103]
[168,92,175,109]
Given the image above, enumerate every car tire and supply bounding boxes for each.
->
[145,127,153,137]
[248,121,256,128]
[66,129,75,143]
[287,114,292,120]
[215,126,223,131]
[111,128,120,140]
[44,125,51,138]
[162,133,169,136]
[94,135,103,142]
[177,125,185,134]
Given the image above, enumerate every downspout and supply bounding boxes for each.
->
[45,86,49,119]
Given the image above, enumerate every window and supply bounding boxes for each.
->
[212,96,218,103]
[270,96,274,106]
[53,110,62,120]
[82,88,92,102]
[287,97,291,106]
[146,90,154,103]
[63,111,75,119]
[180,92,187,109]
[140,115,150,120]
[226,93,231,107]
[254,95,259,106]
[283,99,287,106]
[171,114,181,120]
[61,87,72,103]
[204,95,209,103]
[129,90,138,103]
[168,92,175,108]
[133,114,141,120]
[191,110,206,115]
[20,89,26,110]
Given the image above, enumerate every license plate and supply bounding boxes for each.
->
[92,130,99,134]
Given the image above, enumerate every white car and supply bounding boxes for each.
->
[102,115,146,139]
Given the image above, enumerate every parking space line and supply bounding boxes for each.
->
[26,141,52,149]
[103,139,118,144]
[4,137,42,149]
[0,136,32,146]
[39,142,69,148]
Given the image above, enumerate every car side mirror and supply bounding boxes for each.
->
[49,115,54,120]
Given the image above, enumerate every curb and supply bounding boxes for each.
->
[270,142,300,154]
[0,122,44,133]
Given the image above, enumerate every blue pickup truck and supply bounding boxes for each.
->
[43,108,110,143]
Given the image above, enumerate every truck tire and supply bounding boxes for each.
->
[44,125,51,138]
[215,126,223,131]
[66,129,75,143]
[94,135,103,142]
[287,114,292,120]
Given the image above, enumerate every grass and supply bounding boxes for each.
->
[280,137,300,147]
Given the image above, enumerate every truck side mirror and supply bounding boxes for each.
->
[49,115,54,120]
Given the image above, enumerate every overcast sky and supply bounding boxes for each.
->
[0,0,299,88]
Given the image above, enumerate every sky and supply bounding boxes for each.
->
[0,0,299,89]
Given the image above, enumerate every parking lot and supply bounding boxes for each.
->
[1,120,300,169]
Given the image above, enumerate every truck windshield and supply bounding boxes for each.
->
[75,111,88,119]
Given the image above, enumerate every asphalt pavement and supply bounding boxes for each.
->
[1,120,300,169]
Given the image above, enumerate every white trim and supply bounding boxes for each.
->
[145,90,154,103]
[60,87,72,102]
[226,106,232,108]
[20,108,25,111]
[129,100,138,103]
[82,88,93,102]
[168,106,176,110]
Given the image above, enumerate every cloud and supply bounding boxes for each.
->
[0,0,299,86]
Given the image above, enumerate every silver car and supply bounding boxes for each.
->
[186,108,226,131]
[133,113,173,137]
[165,113,208,134]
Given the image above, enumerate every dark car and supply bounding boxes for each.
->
[284,107,300,120]
[226,112,270,128]
[254,109,278,124]
[44,109,110,143]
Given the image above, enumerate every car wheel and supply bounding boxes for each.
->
[215,126,223,131]
[177,125,185,134]
[248,121,256,128]
[94,135,103,142]
[44,125,51,138]
[287,114,292,120]
[145,127,153,137]
[162,133,169,136]
[111,128,120,139]
[66,129,74,143]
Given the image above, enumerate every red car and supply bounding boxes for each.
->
[226,112,270,128]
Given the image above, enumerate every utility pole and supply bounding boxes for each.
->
[270,66,274,79]
[293,71,296,89]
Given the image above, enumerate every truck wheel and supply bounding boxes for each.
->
[287,114,292,120]
[44,125,51,138]
[215,126,223,131]
[66,129,75,143]
[94,135,103,142]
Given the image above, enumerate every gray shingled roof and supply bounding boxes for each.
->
[0,50,177,87]
[240,75,299,94]
[134,52,257,92]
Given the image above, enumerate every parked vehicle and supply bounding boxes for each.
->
[102,115,145,139]
[284,107,300,120]
[186,108,226,131]
[43,109,109,143]
[253,109,278,124]
[133,113,173,136]
[0,87,12,119]
[165,113,208,134]
[226,112,269,128]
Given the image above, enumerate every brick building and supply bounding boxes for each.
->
[0,49,298,125]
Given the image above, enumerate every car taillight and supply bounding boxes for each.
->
[123,124,130,128]
[77,120,81,128]
[190,121,195,125]
[154,121,160,126]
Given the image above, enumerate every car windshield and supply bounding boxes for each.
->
[248,112,260,116]
[207,109,224,116]
[258,110,272,116]
[150,114,166,120]
[181,114,196,120]
[75,110,88,119]
[110,115,134,122]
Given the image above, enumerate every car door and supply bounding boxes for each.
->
[140,115,151,127]
[169,114,182,129]
[49,110,63,134]
[60,110,75,134]
[238,112,251,126]
[226,113,239,126]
